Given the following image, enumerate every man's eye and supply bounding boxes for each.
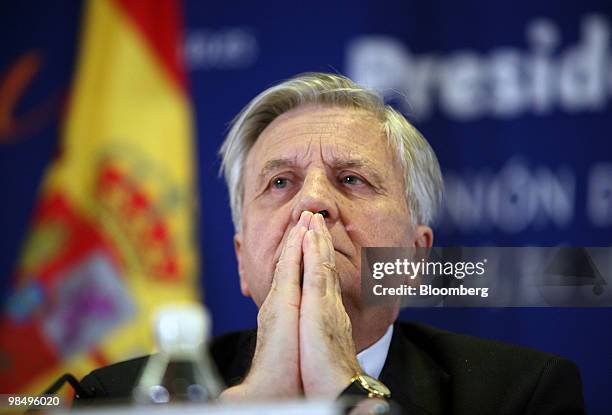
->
[272,177,289,189]
[341,175,364,185]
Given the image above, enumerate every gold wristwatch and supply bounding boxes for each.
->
[341,373,391,399]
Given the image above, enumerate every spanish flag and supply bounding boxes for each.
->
[0,0,199,397]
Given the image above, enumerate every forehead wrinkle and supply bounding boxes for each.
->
[251,106,391,179]
[260,129,388,173]
[263,125,368,154]
[261,108,378,147]
[263,120,346,143]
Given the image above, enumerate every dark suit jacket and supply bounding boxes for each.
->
[75,321,585,414]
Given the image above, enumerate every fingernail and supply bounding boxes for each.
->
[317,213,324,225]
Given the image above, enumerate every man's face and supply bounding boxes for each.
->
[234,105,431,328]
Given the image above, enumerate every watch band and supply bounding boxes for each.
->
[340,374,391,400]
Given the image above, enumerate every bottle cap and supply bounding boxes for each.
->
[155,304,210,354]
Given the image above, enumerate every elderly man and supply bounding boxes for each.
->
[77,73,585,414]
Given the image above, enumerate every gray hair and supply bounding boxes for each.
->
[219,72,443,232]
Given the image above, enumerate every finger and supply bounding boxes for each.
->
[281,211,313,268]
[309,214,334,260]
[303,228,339,296]
[309,213,337,271]
[273,211,312,289]
[303,229,323,293]
[278,211,311,261]
[313,214,341,292]
[317,214,335,259]
[309,212,325,232]
[314,214,341,293]
[297,209,314,229]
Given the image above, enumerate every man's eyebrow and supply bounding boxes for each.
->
[257,157,298,184]
[256,157,387,186]
[333,158,386,184]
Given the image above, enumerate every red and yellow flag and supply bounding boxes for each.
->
[0,0,199,395]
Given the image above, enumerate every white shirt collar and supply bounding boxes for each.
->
[356,324,394,379]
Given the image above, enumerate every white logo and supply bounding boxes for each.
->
[185,28,259,70]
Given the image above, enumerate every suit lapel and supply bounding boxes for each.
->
[379,323,450,415]
[224,329,257,386]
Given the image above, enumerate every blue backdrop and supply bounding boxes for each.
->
[1,1,611,412]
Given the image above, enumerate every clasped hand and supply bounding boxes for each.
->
[222,211,361,400]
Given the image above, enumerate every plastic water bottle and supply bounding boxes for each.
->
[133,304,224,404]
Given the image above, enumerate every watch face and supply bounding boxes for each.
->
[359,374,391,398]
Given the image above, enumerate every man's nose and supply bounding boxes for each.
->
[291,171,339,225]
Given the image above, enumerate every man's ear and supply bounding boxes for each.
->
[234,233,251,297]
[414,225,433,248]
